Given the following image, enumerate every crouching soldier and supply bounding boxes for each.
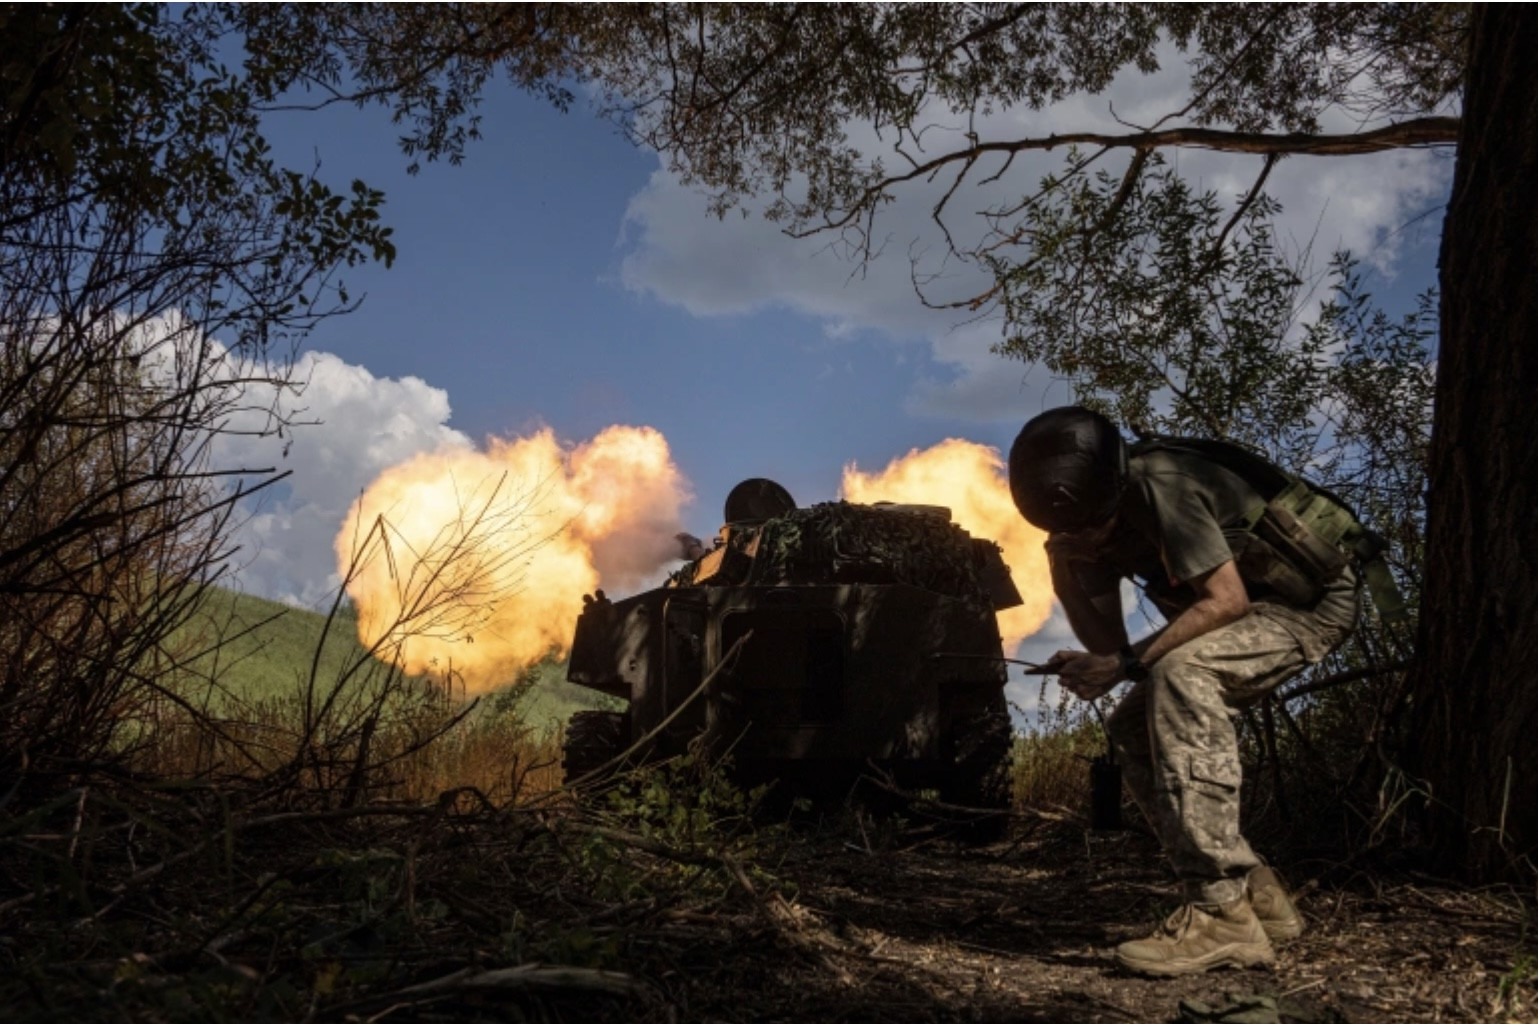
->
[1008,407,1375,976]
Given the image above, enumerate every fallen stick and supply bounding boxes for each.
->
[392,963,649,1000]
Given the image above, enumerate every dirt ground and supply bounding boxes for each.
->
[631,822,1534,1024]
[5,794,1531,1024]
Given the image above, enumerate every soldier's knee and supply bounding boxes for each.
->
[1147,644,1217,695]
[1144,649,1230,722]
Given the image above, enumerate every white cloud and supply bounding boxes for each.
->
[214,351,471,608]
[39,316,470,610]
[618,41,1453,423]
[903,319,1080,423]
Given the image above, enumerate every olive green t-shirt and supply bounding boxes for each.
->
[1068,447,1360,661]
[1090,447,1261,608]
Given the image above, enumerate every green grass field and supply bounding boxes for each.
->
[173,588,616,731]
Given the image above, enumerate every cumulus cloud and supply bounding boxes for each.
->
[618,41,1453,424]
[213,352,471,608]
[903,319,1079,423]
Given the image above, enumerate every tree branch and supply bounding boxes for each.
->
[802,116,1460,235]
[1279,658,1413,704]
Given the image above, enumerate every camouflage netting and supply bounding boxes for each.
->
[672,502,1002,607]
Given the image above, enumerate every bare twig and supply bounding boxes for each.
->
[544,629,755,798]
[390,963,649,1000]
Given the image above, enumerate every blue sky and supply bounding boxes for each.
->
[219,68,1450,712]
[258,87,1026,515]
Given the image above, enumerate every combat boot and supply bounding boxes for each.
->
[1248,865,1304,942]
[1115,898,1275,977]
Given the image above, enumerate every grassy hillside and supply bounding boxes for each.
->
[173,588,616,731]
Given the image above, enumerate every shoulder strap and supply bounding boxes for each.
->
[1128,434,1294,499]
[1131,434,1366,516]
[1130,433,1406,622]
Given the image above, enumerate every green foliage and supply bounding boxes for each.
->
[995,155,1325,455]
[1011,679,1116,815]
[217,6,1465,231]
[1306,259,1437,600]
[616,752,767,851]
[0,5,413,782]
[579,751,773,904]
[2,4,396,337]
[213,4,581,173]
[574,4,1463,226]
[1498,953,1534,1020]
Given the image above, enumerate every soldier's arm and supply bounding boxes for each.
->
[1058,560,1249,700]
[1137,558,1250,667]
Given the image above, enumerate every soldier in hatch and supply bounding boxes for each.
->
[1008,406,1363,977]
[674,477,798,562]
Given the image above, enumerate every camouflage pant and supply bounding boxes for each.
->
[1107,592,1358,905]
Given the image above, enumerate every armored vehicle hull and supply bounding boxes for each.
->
[565,500,1021,817]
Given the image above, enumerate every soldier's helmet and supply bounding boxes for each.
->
[1008,406,1127,533]
[723,477,796,524]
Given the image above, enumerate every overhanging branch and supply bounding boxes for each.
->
[916,116,1461,167]
[800,116,1460,236]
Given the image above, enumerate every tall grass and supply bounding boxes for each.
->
[1010,681,1116,818]
[138,682,567,804]
[168,589,378,705]
[143,583,616,803]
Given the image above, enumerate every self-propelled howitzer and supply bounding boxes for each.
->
[564,485,1023,820]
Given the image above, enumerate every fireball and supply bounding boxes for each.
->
[336,425,691,694]
[842,438,1053,653]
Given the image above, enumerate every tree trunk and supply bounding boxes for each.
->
[1406,6,1538,881]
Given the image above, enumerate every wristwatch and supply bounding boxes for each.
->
[1119,644,1150,682]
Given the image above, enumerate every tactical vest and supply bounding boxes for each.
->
[1128,435,1407,622]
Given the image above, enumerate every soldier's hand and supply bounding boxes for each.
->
[1044,532,1094,565]
[1045,519,1118,565]
[1056,650,1123,701]
[1040,649,1079,674]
